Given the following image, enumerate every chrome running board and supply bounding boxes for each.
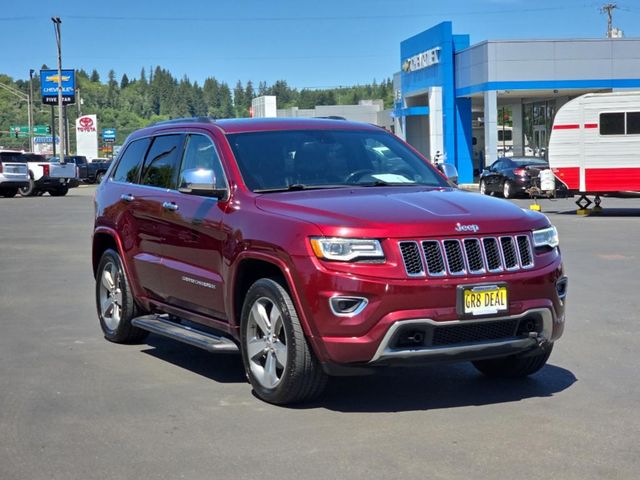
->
[132,315,239,353]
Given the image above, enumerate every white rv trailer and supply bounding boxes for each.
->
[549,91,640,204]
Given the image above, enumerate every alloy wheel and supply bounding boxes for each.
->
[98,261,123,331]
[503,181,512,198]
[245,297,288,389]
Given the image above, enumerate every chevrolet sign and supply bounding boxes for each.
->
[40,69,76,105]
[402,47,441,73]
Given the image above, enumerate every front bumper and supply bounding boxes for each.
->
[294,253,565,366]
[368,307,553,365]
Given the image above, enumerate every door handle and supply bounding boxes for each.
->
[162,201,179,211]
[120,193,135,202]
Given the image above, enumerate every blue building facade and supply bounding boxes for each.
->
[394,22,640,184]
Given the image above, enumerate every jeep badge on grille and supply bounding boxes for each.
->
[455,223,480,233]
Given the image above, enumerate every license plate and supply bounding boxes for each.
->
[462,285,508,316]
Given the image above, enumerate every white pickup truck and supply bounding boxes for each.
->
[5,152,78,197]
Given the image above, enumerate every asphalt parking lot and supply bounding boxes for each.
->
[1,186,639,480]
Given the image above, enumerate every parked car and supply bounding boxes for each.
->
[93,117,567,405]
[0,151,30,197]
[479,156,550,198]
[49,155,111,184]
[4,152,78,197]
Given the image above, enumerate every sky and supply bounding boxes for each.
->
[2,0,639,89]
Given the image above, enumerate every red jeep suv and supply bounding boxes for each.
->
[92,117,567,404]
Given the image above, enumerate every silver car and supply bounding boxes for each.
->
[0,151,30,198]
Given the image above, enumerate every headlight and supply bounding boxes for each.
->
[533,226,559,249]
[310,237,385,262]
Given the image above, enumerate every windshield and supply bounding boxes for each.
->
[227,129,448,192]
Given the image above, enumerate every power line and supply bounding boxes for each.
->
[63,6,585,23]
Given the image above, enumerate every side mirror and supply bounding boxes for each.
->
[437,163,459,185]
[178,168,227,199]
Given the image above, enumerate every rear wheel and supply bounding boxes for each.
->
[240,278,327,405]
[472,344,553,378]
[479,180,488,195]
[18,177,35,197]
[96,172,105,183]
[503,180,515,199]
[1,188,18,198]
[96,249,148,343]
[49,186,69,197]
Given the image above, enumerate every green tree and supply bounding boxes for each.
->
[120,74,130,89]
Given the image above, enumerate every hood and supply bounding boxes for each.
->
[255,187,548,238]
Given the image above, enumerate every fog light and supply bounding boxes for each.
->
[556,277,568,301]
[329,296,368,317]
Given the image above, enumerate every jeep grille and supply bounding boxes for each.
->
[398,234,534,278]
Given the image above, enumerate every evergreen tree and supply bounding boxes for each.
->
[107,70,119,108]
[90,69,100,82]
[120,74,130,89]
[233,80,246,117]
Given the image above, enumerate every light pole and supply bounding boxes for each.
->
[52,16,65,163]
[28,69,34,152]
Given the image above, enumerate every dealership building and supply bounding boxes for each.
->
[393,21,640,183]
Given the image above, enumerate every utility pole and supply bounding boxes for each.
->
[52,16,65,163]
[28,69,34,152]
[601,3,618,38]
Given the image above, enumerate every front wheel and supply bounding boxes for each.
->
[479,180,488,195]
[96,249,148,343]
[240,278,327,405]
[96,172,105,183]
[472,344,553,378]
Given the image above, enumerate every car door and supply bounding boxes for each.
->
[159,132,230,321]
[485,160,503,192]
[108,134,184,301]
[133,133,186,300]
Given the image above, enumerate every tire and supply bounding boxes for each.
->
[1,188,18,198]
[96,172,105,184]
[503,180,515,199]
[18,177,36,197]
[479,180,488,195]
[240,278,328,405]
[95,249,148,343]
[49,186,69,197]
[472,344,553,378]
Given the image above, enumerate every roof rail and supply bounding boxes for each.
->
[150,116,216,126]
[314,116,347,120]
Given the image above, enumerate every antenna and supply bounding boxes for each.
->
[600,3,618,38]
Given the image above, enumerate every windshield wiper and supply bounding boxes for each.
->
[254,184,350,193]
[358,180,423,187]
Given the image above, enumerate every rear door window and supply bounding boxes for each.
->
[112,138,151,183]
[140,135,184,189]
